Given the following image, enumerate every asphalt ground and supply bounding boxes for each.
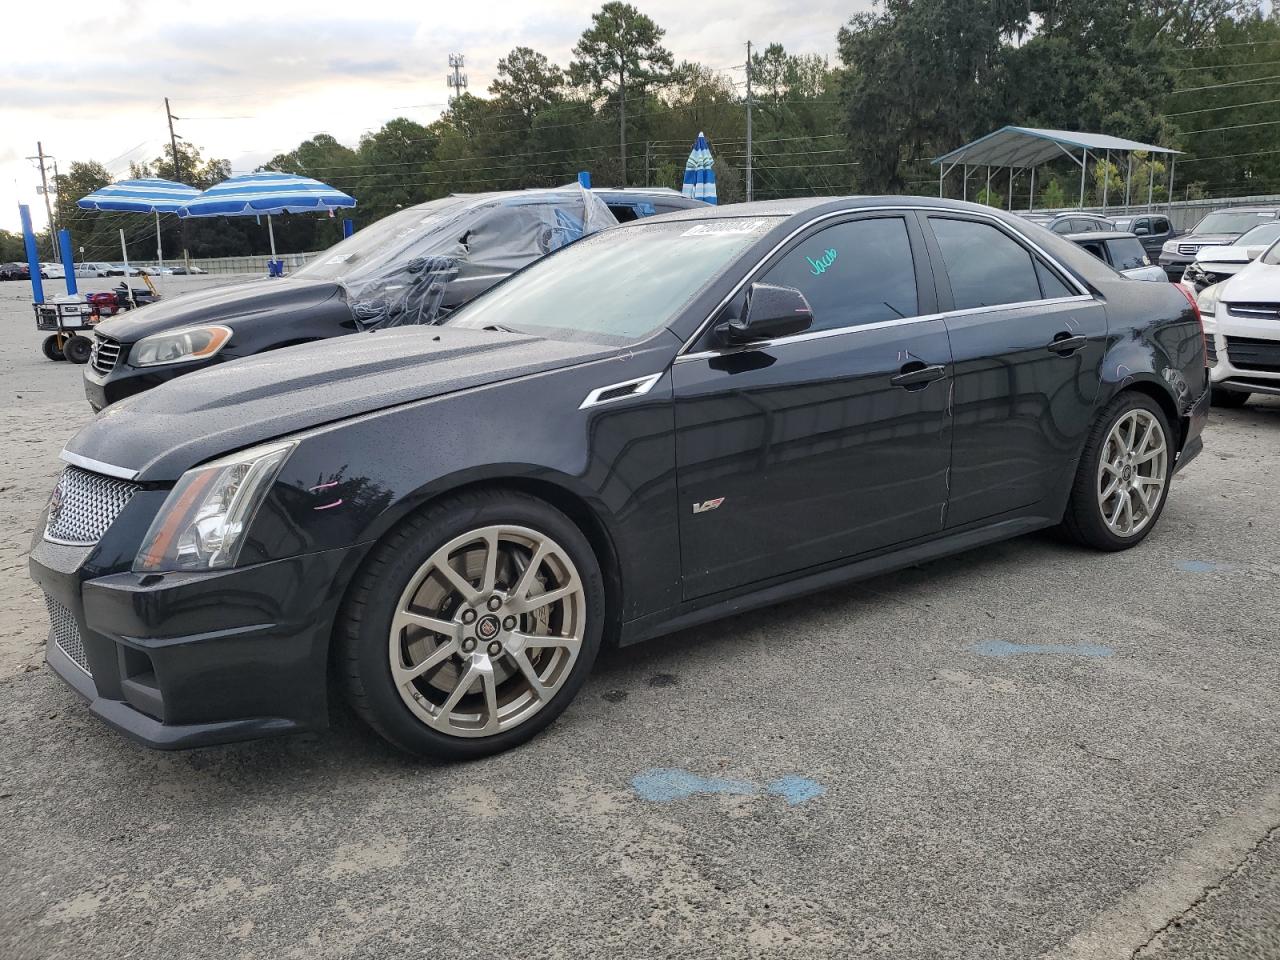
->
[0,276,1277,959]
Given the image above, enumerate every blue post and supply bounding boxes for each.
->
[577,171,591,189]
[342,218,354,239]
[19,205,44,305]
[58,228,77,296]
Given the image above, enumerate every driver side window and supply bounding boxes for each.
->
[758,217,919,332]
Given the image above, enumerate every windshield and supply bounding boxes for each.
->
[444,217,778,345]
[1236,221,1280,248]
[292,196,473,283]
[1195,210,1278,235]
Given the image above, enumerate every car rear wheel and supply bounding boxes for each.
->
[338,489,605,760]
[1061,392,1173,551]
[62,335,92,364]
[1211,388,1250,409]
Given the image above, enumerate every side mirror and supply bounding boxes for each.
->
[1134,226,1150,236]
[1245,246,1267,260]
[717,283,814,344]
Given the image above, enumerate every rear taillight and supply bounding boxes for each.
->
[1175,282,1208,368]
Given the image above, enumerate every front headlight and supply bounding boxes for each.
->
[131,324,232,367]
[134,440,295,573]
[1196,282,1222,318]
[1161,240,1177,254]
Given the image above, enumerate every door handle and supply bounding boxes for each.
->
[890,361,947,390]
[1046,333,1087,355]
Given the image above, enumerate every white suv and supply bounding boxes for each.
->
[1198,237,1280,407]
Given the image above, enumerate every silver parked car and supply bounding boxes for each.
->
[1066,231,1167,282]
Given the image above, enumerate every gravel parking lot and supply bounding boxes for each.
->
[0,276,1277,959]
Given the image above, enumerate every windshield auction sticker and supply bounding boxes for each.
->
[681,219,774,237]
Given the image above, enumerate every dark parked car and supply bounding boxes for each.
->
[1110,213,1178,261]
[1023,212,1115,235]
[31,197,1209,759]
[1157,206,1280,280]
[0,262,31,281]
[82,187,619,411]
[1065,231,1166,282]
[592,187,705,222]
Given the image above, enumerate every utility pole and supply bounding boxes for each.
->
[619,70,627,187]
[166,98,190,265]
[165,97,182,182]
[745,41,753,203]
[27,142,59,260]
[447,54,468,101]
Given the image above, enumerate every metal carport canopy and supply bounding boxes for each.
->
[933,126,1180,170]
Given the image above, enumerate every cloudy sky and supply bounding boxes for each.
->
[1,0,868,235]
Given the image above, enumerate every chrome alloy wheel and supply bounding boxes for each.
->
[388,525,586,737]
[1096,408,1168,538]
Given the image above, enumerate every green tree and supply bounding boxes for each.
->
[490,47,566,125]
[570,2,674,186]
[837,0,1032,193]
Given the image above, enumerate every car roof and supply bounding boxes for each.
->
[1206,206,1280,214]
[1066,231,1138,241]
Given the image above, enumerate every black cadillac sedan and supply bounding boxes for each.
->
[31,197,1210,760]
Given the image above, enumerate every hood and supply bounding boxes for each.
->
[65,326,616,481]
[92,277,344,342]
[1166,233,1237,250]
[1195,244,1255,265]
[1219,259,1280,305]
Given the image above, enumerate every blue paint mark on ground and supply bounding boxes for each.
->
[766,776,826,805]
[631,768,825,805]
[1176,559,1228,573]
[971,640,1113,659]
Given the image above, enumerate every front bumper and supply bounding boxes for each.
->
[30,538,368,749]
[83,354,221,412]
[1204,314,1280,397]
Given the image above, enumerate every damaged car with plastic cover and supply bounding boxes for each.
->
[81,186,618,410]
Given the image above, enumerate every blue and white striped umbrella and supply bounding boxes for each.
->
[76,179,200,274]
[177,171,355,218]
[681,132,717,205]
[178,171,356,261]
[76,178,199,214]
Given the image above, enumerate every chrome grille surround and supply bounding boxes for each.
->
[90,334,122,375]
[1226,303,1280,322]
[43,466,140,546]
[44,593,90,675]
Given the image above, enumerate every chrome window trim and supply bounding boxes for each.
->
[675,204,1093,358]
[59,450,140,481]
[675,295,1095,363]
[578,372,664,409]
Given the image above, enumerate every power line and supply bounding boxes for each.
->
[1163,95,1280,118]
[1171,73,1280,93]
[1177,145,1280,165]
[1181,117,1280,135]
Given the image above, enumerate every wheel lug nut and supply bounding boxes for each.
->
[487,641,502,656]
[461,609,477,624]
[503,616,516,631]
[487,596,502,611]
[461,637,476,653]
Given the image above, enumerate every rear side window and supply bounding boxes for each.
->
[1051,220,1074,235]
[1151,217,1171,234]
[1108,238,1148,271]
[929,217,1044,309]
[760,216,919,331]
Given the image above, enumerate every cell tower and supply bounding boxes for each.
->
[447,54,468,100]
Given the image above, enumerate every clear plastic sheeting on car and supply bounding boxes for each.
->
[291,186,618,330]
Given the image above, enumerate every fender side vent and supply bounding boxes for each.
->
[579,373,663,410]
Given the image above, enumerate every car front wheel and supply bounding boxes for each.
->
[1061,392,1173,551]
[338,489,605,760]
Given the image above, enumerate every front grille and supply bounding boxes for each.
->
[44,593,90,675]
[90,334,122,374]
[1227,303,1280,322]
[1178,243,1202,256]
[1225,336,1280,372]
[44,466,140,545]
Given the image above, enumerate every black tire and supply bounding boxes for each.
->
[1211,388,1250,409]
[1060,392,1175,551]
[62,335,92,364]
[41,335,66,361]
[337,488,606,760]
